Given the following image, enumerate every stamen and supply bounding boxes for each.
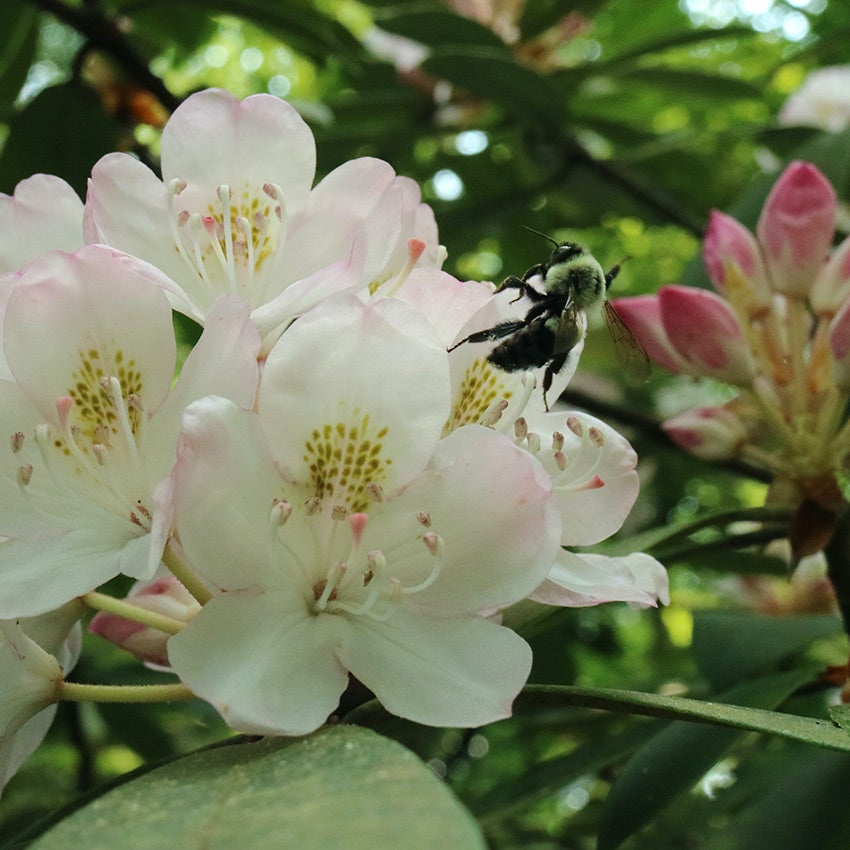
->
[552,430,564,452]
[566,416,583,438]
[315,561,347,610]
[305,496,322,515]
[188,214,214,285]
[514,417,528,441]
[365,482,384,503]
[553,450,567,471]
[588,427,604,448]
[10,432,24,453]
[526,432,541,453]
[235,216,255,288]
[270,497,292,526]
[105,377,141,465]
[417,511,431,527]
[480,399,508,427]
[17,463,32,489]
[216,184,237,287]
[401,533,443,593]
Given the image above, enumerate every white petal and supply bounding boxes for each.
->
[0,175,82,273]
[168,592,349,735]
[530,410,639,546]
[380,424,560,614]
[530,550,669,608]
[259,295,451,497]
[170,397,293,591]
[342,610,531,727]
[160,89,316,215]
[4,246,176,419]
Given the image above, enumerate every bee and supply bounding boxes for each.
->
[448,232,651,409]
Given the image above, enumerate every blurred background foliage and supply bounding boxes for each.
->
[2,1,850,848]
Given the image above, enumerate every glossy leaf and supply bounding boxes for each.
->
[373,6,508,50]
[23,727,485,850]
[692,611,842,690]
[597,669,815,850]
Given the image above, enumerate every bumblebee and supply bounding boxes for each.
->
[448,235,649,409]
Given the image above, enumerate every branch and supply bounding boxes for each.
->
[28,0,180,113]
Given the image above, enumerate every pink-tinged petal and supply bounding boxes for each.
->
[662,405,748,459]
[829,297,850,390]
[703,211,771,308]
[342,611,532,727]
[529,411,639,547]
[382,424,560,613]
[167,593,349,735]
[4,246,176,419]
[658,285,755,384]
[259,295,451,494]
[396,270,493,347]
[249,231,369,353]
[0,175,82,273]
[812,234,850,316]
[757,161,836,296]
[169,398,292,592]
[85,154,205,320]
[608,296,690,374]
[529,550,669,608]
[160,89,315,215]
[284,157,399,285]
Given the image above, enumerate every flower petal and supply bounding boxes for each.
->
[0,175,82,273]
[529,550,669,608]
[167,592,349,735]
[342,610,532,727]
[259,295,451,496]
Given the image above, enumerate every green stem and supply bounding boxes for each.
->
[81,591,185,634]
[60,681,195,704]
[163,543,213,604]
[824,506,850,640]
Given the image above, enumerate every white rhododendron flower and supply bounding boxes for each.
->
[0,245,260,618]
[164,295,561,734]
[84,88,442,352]
[1,602,84,793]
[779,66,850,133]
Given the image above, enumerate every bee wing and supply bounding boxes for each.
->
[552,301,586,355]
[603,300,652,383]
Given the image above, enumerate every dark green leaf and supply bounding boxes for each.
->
[374,6,507,50]
[692,611,842,690]
[519,0,607,39]
[421,46,561,123]
[597,669,814,850]
[23,727,485,850]
[828,703,850,739]
[0,1,39,109]
[0,82,124,197]
[608,67,762,100]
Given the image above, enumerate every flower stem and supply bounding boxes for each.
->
[163,543,213,604]
[81,591,185,634]
[60,681,195,704]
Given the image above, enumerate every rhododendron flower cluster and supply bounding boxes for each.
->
[613,161,850,549]
[0,87,666,791]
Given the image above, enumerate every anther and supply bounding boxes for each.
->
[526,432,541,453]
[422,531,442,557]
[589,427,604,448]
[10,432,24,453]
[305,495,322,515]
[552,430,564,452]
[514,418,528,441]
[417,511,431,527]
[17,464,32,487]
[553,450,567,471]
[481,399,508,427]
[270,497,292,526]
[566,416,583,437]
[332,504,349,521]
[365,482,384,503]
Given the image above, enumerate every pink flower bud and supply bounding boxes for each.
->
[828,296,850,390]
[811,234,850,316]
[662,405,748,460]
[88,575,200,669]
[756,161,836,297]
[607,295,690,374]
[703,211,771,310]
[658,286,755,385]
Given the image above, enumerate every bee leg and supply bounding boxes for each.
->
[447,320,528,352]
[542,351,570,411]
[604,256,629,288]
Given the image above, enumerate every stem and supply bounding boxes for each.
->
[81,591,185,634]
[824,506,850,639]
[60,681,195,704]
[163,542,213,604]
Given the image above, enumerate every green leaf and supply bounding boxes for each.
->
[607,67,762,100]
[374,6,508,50]
[692,611,841,690]
[0,0,38,109]
[828,703,850,739]
[22,727,485,850]
[0,82,124,197]
[519,0,607,39]
[421,47,561,123]
[597,669,815,850]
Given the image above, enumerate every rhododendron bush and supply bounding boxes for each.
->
[3,3,850,849]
